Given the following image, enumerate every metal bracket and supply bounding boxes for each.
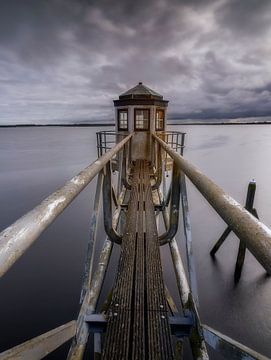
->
[120,204,129,209]
[103,161,122,244]
[169,315,194,337]
[85,314,107,333]
[154,204,165,211]
[84,313,194,338]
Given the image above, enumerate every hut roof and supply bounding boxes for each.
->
[119,82,163,100]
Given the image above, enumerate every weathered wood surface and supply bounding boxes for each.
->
[102,160,173,359]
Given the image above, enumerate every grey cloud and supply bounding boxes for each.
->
[0,0,271,124]
[216,0,271,37]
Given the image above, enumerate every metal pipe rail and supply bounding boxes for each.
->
[0,133,133,279]
[0,321,76,360]
[153,133,271,274]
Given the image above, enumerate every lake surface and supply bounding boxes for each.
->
[0,125,270,359]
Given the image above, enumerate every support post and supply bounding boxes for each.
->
[80,172,103,303]
[67,190,125,359]
[210,180,259,282]
[153,133,271,275]
[103,161,122,244]
[152,144,162,190]
[234,180,257,282]
[94,333,101,360]
[158,189,209,359]
[210,227,231,257]
[121,144,131,190]
[180,172,199,306]
[159,161,181,245]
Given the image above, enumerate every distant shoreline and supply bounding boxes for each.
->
[169,121,271,125]
[0,123,114,128]
[1,121,271,127]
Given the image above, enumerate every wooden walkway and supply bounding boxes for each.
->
[102,160,173,359]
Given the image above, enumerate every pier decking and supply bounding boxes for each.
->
[102,160,173,359]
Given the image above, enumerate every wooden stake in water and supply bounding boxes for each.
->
[210,180,260,282]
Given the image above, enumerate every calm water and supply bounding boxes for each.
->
[0,125,270,359]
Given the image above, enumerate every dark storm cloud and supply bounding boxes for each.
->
[216,0,271,37]
[0,0,271,124]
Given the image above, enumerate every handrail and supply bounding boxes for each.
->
[0,133,133,278]
[153,132,271,274]
[0,321,76,360]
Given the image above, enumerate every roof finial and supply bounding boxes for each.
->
[138,82,143,85]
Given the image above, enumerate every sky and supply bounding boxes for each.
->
[1,0,271,124]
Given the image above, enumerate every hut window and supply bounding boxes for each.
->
[156,109,165,130]
[118,109,128,130]
[134,109,150,130]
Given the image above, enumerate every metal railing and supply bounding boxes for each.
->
[153,132,271,273]
[0,133,133,360]
[0,129,270,359]
[0,133,133,279]
[96,130,128,156]
[156,130,185,154]
[153,132,271,360]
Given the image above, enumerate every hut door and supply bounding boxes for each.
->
[132,108,150,160]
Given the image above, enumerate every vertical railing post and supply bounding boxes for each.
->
[234,180,257,282]
[159,161,181,245]
[80,172,103,303]
[103,162,122,244]
[180,172,199,306]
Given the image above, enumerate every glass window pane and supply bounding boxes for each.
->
[118,110,128,129]
[156,110,164,130]
[135,109,149,130]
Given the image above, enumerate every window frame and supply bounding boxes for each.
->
[117,109,129,131]
[155,109,165,131]
[134,108,150,131]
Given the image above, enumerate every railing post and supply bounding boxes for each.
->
[80,171,103,303]
[180,172,199,306]
[103,161,122,244]
[159,161,181,245]
[152,144,162,190]
[234,180,258,282]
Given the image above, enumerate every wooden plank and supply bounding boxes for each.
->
[102,160,173,359]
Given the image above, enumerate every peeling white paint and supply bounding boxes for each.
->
[259,222,271,238]
[0,226,27,250]
[71,177,85,186]
[223,194,271,239]
[43,196,66,222]
[94,160,101,166]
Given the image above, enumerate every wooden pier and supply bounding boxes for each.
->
[0,83,270,359]
[102,160,173,359]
